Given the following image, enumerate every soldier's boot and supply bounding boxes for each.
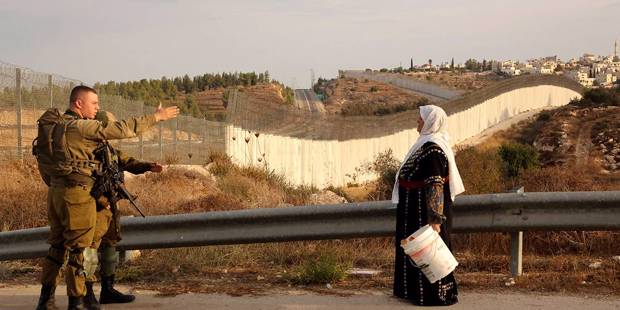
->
[67,296,87,310]
[37,246,66,310]
[99,275,135,304]
[35,284,60,310]
[83,282,102,310]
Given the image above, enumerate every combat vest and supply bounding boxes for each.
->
[32,108,99,186]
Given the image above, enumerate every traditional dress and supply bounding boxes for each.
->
[392,105,463,306]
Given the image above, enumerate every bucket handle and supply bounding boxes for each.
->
[406,234,440,269]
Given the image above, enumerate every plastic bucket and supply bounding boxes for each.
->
[400,224,458,283]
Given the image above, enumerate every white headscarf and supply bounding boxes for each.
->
[391,105,465,203]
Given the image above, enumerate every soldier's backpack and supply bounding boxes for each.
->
[32,108,74,185]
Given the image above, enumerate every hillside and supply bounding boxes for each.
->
[403,71,506,92]
[315,77,430,116]
[166,83,291,120]
[478,87,620,180]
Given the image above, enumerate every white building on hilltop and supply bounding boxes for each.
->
[596,70,617,86]
[566,68,595,87]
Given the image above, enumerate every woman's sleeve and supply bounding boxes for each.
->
[422,147,448,224]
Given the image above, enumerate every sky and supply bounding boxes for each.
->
[1,0,619,88]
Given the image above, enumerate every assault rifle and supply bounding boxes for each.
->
[91,142,146,217]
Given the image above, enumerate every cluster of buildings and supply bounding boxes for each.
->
[496,41,620,88]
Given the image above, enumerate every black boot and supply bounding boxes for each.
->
[67,296,87,310]
[35,284,60,310]
[83,282,102,310]
[99,275,135,304]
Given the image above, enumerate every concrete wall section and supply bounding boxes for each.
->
[225,85,581,187]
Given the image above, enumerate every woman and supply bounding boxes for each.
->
[392,105,464,306]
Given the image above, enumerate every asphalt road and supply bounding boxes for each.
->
[1,285,619,310]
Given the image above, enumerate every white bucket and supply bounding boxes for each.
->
[400,224,458,283]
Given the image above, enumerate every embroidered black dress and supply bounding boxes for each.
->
[393,142,458,306]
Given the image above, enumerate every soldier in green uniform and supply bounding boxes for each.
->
[34,86,179,310]
[82,111,163,308]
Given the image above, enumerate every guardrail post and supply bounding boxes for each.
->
[510,231,523,277]
[510,186,524,277]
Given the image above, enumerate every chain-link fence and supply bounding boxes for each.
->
[0,62,226,164]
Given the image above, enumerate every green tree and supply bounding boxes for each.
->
[465,59,480,71]
[182,75,194,93]
[498,143,540,177]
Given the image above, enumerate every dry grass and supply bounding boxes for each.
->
[457,254,620,294]
[0,144,618,294]
[0,157,48,230]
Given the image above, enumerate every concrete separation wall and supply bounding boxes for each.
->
[225,75,583,187]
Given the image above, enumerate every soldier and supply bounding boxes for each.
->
[34,85,179,310]
[82,111,163,308]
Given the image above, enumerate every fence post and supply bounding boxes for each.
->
[188,120,192,165]
[15,68,23,161]
[510,186,524,277]
[202,119,207,162]
[48,75,53,108]
[173,118,178,159]
[159,122,164,162]
[117,99,124,150]
[139,102,144,160]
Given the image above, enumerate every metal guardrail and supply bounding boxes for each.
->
[1,191,619,275]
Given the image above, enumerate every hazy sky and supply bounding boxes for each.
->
[1,0,618,87]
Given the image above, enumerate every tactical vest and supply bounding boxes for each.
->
[32,108,99,186]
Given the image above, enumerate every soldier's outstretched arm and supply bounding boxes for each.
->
[76,105,180,141]
[116,148,157,175]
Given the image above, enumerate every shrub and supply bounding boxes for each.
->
[455,146,506,194]
[536,111,551,122]
[291,253,350,284]
[164,154,180,165]
[365,149,400,200]
[498,143,540,177]
[206,151,234,177]
[571,88,620,107]
[369,86,378,92]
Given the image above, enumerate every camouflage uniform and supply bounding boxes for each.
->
[86,116,154,304]
[38,109,157,301]
[87,147,154,278]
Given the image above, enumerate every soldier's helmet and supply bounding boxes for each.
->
[95,111,117,124]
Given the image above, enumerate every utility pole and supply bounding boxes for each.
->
[310,69,315,90]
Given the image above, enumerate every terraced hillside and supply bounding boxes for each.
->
[315,77,430,116]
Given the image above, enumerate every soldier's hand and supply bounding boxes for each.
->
[155,103,180,121]
[151,163,163,173]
